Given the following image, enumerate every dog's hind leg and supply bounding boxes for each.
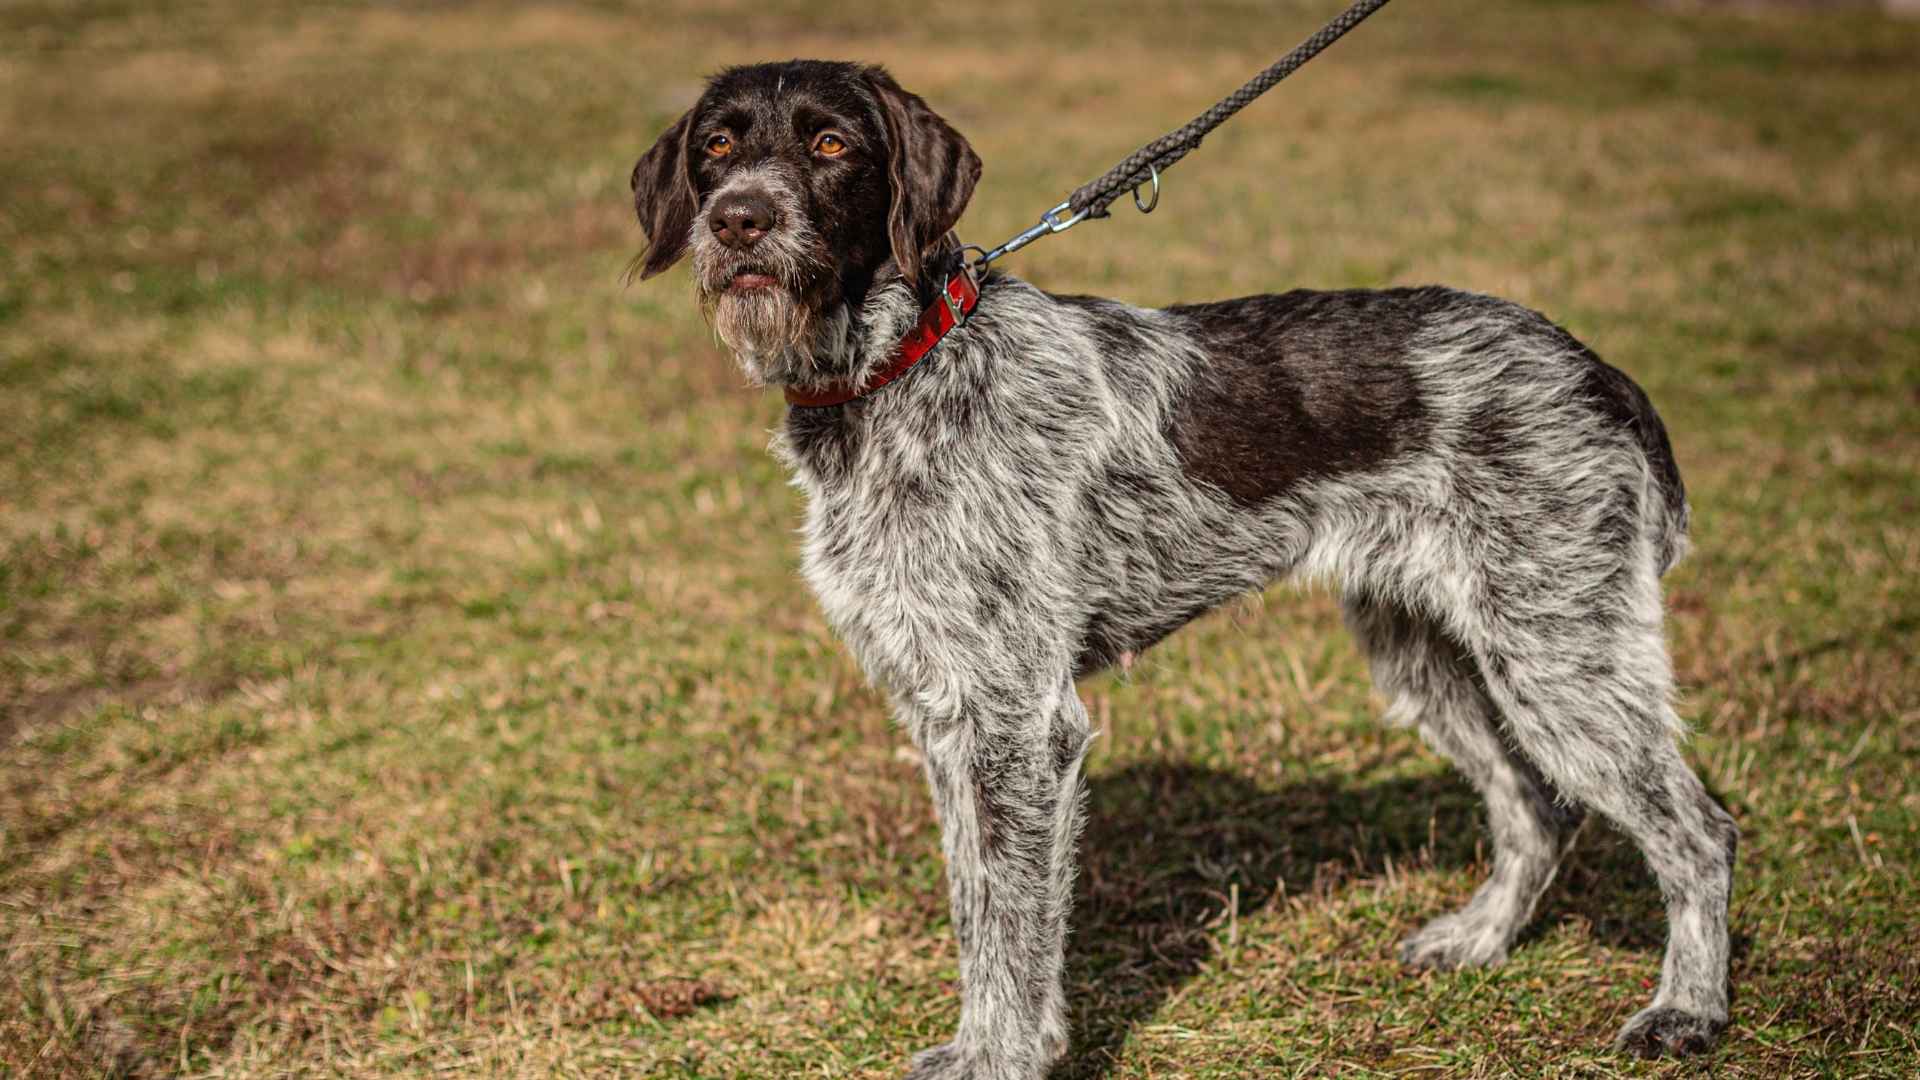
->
[1452,581,1738,1057]
[1344,593,1584,971]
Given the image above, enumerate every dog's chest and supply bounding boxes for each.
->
[777,386,1275,689]
[782,403,1078,684]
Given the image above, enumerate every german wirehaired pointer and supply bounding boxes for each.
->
[630,61,1738,1074]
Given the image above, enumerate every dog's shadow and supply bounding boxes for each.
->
[1059,760,1664,1077]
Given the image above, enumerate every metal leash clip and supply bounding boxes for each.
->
[1042,200,1093,233]
[968,199,1090,272]
[968,165,1164,275]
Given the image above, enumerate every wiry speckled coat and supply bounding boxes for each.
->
[632,61,1738,1077]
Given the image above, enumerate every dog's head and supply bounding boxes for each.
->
[630,61,981,386]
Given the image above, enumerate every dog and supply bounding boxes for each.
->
[630,60,1737,1076]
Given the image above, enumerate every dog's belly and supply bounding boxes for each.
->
[1073,595,1219,678]
[1067,480,1299,678]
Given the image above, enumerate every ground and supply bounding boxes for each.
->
[1,0,1916,1076]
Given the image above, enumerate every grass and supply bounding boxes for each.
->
[1,0,1916,1075]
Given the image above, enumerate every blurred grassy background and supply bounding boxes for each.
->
[1,0,1916,1076]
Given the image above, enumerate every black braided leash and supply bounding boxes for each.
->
[965,0,1395,274]
[1068,0,1395,218]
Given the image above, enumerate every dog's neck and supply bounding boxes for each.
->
[739,243,964,398]
[768,243,983,485]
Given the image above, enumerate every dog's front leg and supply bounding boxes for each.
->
[906,675,1092,1080]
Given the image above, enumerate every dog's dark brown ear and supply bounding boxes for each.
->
[865,68,982,289]
[631,109,697,280]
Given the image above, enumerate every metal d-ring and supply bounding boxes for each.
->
[1133,162,1161,214]
[956,243,991,276]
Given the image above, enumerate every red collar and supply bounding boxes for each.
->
[784,271,980,409]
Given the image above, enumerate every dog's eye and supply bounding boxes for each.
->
[812,132,849,158]
[705,134,732,158]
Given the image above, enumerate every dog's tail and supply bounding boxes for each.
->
[1587,358,1690,575]
[1643,415,1691,576]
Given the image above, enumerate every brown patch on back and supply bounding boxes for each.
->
[1166,289,1437,507]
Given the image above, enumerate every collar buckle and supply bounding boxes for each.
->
[941,264,975,328]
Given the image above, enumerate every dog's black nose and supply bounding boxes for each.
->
[710,192,776,249]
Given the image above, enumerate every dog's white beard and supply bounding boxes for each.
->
[704,288,813,385]
[701,287,857,388]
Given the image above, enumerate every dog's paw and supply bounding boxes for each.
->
[1614,1005,1725,1058]
[903,1042,1043,1080]
[905,1043,964,1080]
[1398,913,1510,971]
